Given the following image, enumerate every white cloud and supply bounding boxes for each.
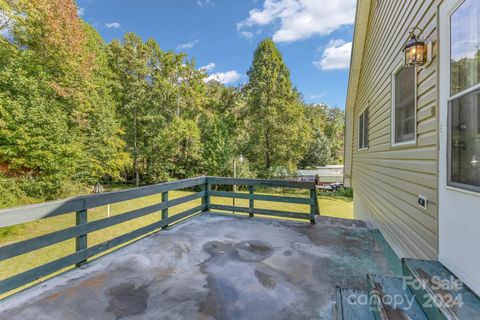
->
[313,39,352,71]
[105,22,121,29]
[199,63,216,72]
[78,7,85,16]
[240,31,254,39]
[237,0,356,43]
[205,70,242,84]
[197,0,214,7]
[309,93,327,100]
[177,40,199,50]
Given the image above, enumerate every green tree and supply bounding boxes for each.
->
[323,107,345,163]
[0,0,129,199]
[155,117,203,180]
[107,34,208,185]
[243,39,309,176]
[79,23,131,183]
[300,131,332,168]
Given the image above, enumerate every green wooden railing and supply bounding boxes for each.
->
[0,176,319,296]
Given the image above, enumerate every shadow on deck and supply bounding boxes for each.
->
[0,214,400,319]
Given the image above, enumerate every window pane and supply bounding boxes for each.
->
[359,113,364,149]
[395,67,416,143]
[364,110,369,148]
[449,90,480,190]
[450,0,480,96]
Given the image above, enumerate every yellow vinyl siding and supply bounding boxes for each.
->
[350,0,439,259]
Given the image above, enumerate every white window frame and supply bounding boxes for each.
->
[358,108,369,151]
[391,63,418,147]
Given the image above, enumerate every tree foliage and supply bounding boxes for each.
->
[302,104,345,167]
[243,39,309,177]
[0,0,128,199]
[0,3,345,206]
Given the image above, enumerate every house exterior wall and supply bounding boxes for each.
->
[347,0,440,260]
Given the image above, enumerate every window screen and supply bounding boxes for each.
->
[358,109,369,149]
[394,67,416,143]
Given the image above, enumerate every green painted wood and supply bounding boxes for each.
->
[0,176,315,227]
[202,183,210,211]
[85,177,206,210]
[209,204,310,221]
[86,222,163,258]
[75,209,87,267]
[0,224,87,262]
[165,191,205,208]
[335,287,344,320]
[309,189,316,225]
[0,198,87,228]
[337,288,375,320]
[161,191,168,230]
[207,177,315,189]
[402,258,480,320]
[367,274,428,320]
[314,187,320,215]
[209,191,311,204]
[0,176,207,227]
[248,186,254,218]
[0,251,84,295]
[0,191,206,262]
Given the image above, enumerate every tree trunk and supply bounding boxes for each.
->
[264,129,271,171]
[133,109,140,187]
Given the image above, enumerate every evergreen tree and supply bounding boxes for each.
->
[243,39,309,177]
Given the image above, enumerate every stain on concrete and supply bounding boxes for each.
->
[105,282,150,319]
[234,240,274,262]
[41,272,107,303]
[0,214,401,320]
[254,270,276,289]
[201,240,274,264]
[199,274,239,320]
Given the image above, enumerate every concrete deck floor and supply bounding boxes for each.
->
[0,213,401,320]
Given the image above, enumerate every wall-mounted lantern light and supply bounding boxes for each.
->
[404,27,426,67]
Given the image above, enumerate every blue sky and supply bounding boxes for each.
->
[77,0,356,109]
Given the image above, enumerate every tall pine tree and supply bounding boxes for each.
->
[243,39,310,177]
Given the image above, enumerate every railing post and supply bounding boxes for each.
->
[248,185,254,218]
[202,181,210,212]
[309,188,316,225]
[314,187,320,216]
[75,208,88,267]
[162,191,169,230]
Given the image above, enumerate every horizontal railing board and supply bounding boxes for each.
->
[86,205,204,259]
[207,177,315,189]
[209,204,311,220]
[0,251,84,295]
[85,177,206,210]
[0,176,206,227]
[0,205,205,295]
[0,191,206,261]
[167,191,205,207]
[209,191,312,204]
[0,176,319,297]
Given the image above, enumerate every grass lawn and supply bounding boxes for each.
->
[0,189,352,297]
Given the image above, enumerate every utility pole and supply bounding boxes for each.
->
[233,155,244,213]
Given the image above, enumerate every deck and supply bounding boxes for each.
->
[0,214,400,319]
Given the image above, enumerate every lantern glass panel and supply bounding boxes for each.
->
[415,44,425,63]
